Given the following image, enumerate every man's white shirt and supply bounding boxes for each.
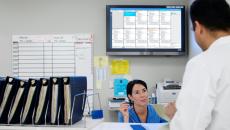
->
[170,35,230,130]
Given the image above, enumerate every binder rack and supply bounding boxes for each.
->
[0,91,89,127]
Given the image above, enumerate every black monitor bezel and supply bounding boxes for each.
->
[106,5,187,56]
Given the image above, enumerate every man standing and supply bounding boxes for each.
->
[165,0,230,130]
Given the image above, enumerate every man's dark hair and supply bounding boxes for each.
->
[190,0,230,31]
[126,79,147,106]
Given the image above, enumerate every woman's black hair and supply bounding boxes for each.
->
[126,79,147,106]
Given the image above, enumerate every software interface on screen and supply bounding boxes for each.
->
[110,6,183,49]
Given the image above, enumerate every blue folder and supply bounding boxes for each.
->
[130,124,146,130]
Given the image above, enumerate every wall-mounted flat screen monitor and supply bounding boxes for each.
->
[106,5,187,56]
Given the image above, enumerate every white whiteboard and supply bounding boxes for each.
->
[12,34,93,90]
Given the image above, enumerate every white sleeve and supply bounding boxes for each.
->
[170,59,216,130]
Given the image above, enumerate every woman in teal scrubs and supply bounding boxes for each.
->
[118,80,166,123]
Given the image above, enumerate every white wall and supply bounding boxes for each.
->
[0,0,189,121]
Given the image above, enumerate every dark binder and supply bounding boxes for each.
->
[21,79,41,124]
[49,77,64,125]
[0,77,6,106]
[63,76,87,125]
[8,80,29,124]
[34,78,50,125]
[0,77,20,123]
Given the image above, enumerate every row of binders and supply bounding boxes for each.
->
[0,76,87,125]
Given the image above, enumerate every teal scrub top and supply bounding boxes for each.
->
[118,104,166,123]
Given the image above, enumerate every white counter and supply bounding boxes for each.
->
[0,117,103,130]
[92,122,169,130]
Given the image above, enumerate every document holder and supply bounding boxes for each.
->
[0,77,20,124]
[62,76,87,125]
[8,80,29,124]
[21,79,41,124]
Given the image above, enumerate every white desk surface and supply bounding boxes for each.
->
[0,117,103,130]
[92,122,169,130]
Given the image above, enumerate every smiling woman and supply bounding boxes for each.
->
[118,79,166,123]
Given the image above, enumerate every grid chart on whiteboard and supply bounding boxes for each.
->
[12,34,93,81]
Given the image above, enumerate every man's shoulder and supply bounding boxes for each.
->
[187,53,206,67]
